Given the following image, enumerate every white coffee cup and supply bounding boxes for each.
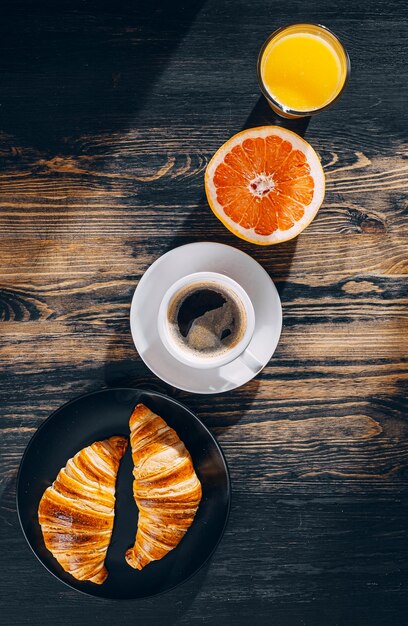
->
[157,271,263,372]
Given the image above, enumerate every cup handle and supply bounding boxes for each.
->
[238,348,263,374]
[220,347,263,385]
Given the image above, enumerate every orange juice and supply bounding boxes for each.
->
[258,24,349,117]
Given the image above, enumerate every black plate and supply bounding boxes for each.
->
[17,388,231,599]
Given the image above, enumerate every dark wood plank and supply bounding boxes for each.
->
[0,0,407,624]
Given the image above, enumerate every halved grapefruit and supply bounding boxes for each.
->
[205,126,325,245]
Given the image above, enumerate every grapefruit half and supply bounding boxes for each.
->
[205,126,325,245]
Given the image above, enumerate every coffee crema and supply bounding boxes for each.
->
[167,281,247,359]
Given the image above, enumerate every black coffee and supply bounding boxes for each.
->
[168,281,246,359]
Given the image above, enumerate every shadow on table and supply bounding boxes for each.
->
[0,0,210,263]
[242,95,311,137]
[0,0,207,148]
[131,560,212,624]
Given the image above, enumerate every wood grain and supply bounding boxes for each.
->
[0,0,407,625]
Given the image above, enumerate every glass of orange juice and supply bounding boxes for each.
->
[257,23,350,118]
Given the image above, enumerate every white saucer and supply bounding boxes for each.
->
[130,242,282,394]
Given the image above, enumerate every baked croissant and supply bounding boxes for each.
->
[125,404,202,570]
[38,435,128,584]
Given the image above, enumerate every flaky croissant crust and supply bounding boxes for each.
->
[125,404,202,570]
[38,436,128,584]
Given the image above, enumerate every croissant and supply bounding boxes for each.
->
[125,404,202,570]
[38,435,128,584]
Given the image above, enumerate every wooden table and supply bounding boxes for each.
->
[1,1,407,624]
